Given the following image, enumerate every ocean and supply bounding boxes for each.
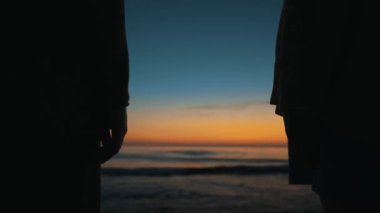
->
[101,145,323,213]
[102,145,289,175]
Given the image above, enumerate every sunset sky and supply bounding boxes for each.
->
[123,0,286,145]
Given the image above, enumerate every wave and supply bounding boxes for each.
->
[115,153,287,165]
[102,165,289,176]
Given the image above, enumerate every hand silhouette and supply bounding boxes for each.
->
[100,107,127,164]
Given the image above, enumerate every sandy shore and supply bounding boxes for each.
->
[101,174,323,213]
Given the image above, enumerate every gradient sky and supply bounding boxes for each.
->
[123,0,286,145]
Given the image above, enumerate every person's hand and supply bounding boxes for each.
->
[100,107,127,164]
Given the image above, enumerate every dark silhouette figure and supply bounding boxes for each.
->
[5,1,129,212]
[271,0,379,212]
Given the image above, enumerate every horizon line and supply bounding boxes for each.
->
[123,142,286,147]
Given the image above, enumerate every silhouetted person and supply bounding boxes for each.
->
[5,1,129,212]
[271,0,379,212]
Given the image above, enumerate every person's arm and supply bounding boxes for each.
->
[99,0,129,164]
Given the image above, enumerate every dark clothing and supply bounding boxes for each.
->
[283,110,321,184]
[284,111,380,200]
[5,1,129,212]
[316,123,380,200]
[271,1,328,115]
[271,0,377,117]
[271,0,379,199]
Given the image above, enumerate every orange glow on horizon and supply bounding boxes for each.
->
[124,104,286,146]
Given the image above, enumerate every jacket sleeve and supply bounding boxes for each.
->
[100,0,130,109]
[270,0,286,115]
[270,0,327,115]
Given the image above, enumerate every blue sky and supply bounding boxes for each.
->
[125,0,282,109]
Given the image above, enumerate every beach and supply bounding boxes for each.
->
[101,145,323,213]
[101,174,322,213]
